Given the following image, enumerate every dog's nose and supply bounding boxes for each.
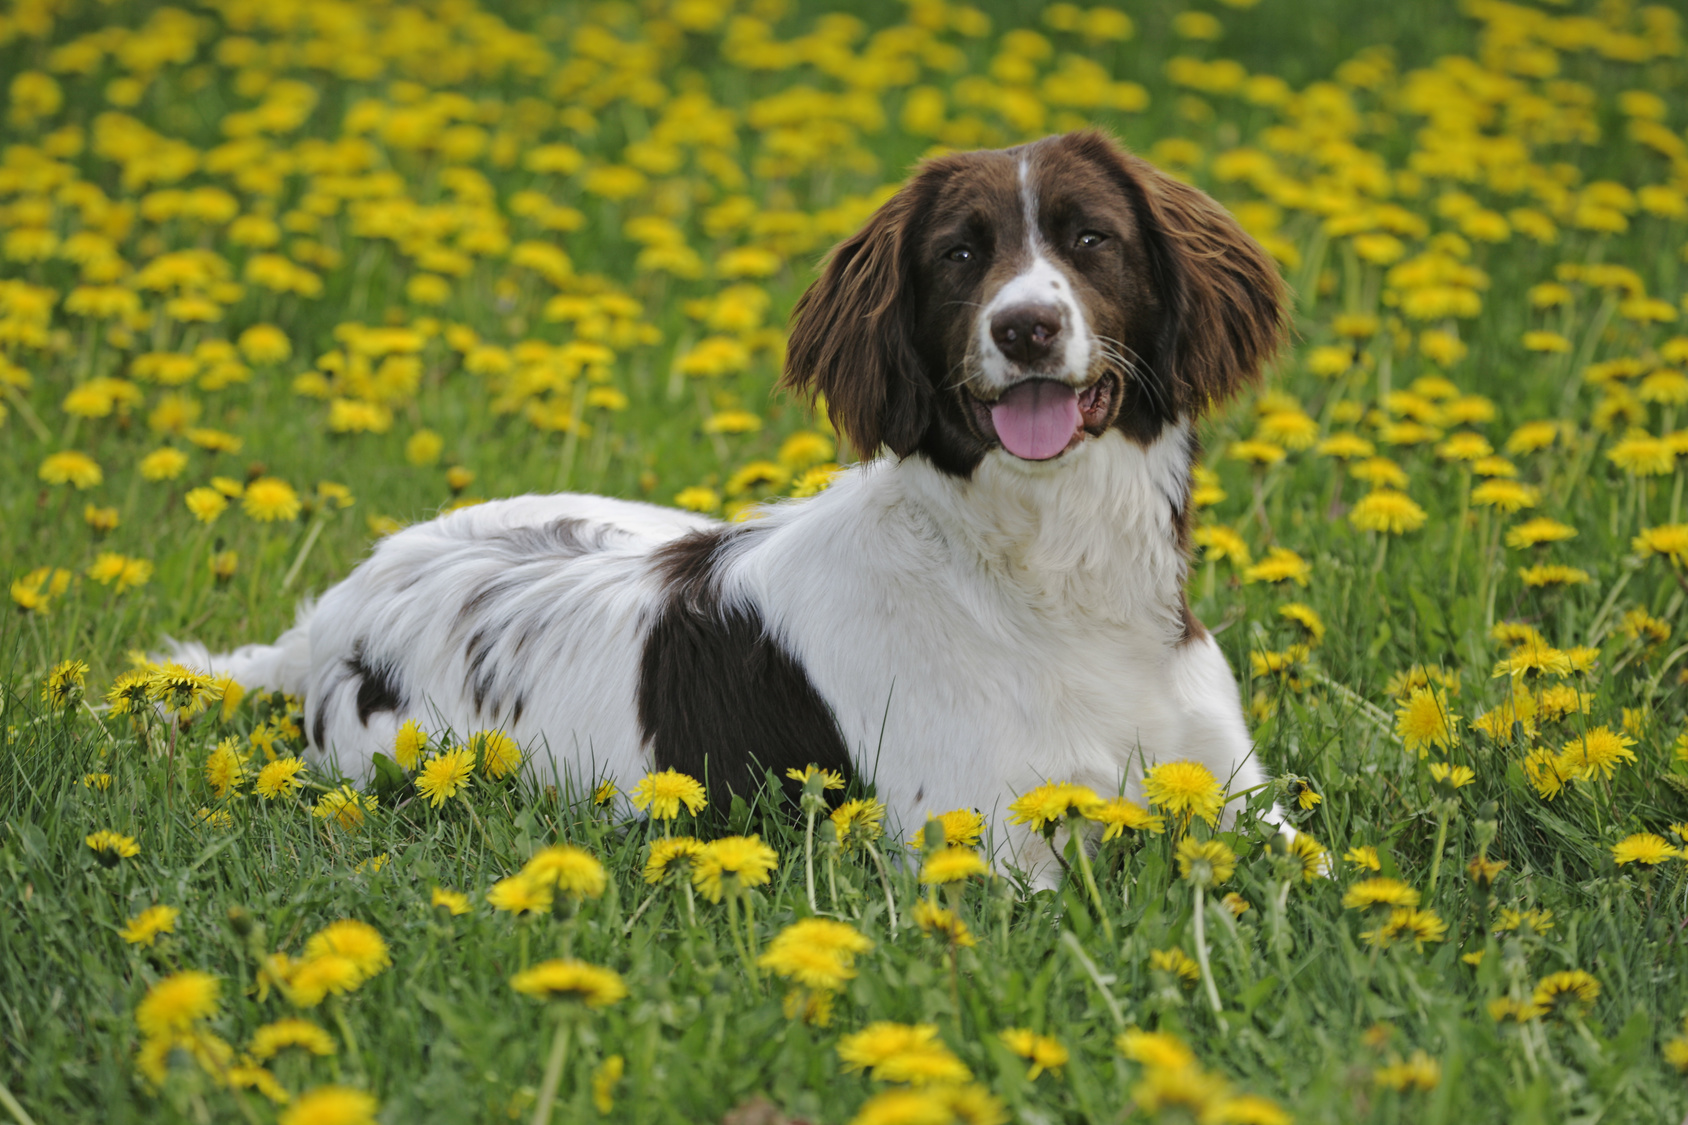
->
[990,304,1064,365]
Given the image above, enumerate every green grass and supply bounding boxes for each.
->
[5,0,1688,1121]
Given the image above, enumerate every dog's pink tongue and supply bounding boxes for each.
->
[990,381,1080,461]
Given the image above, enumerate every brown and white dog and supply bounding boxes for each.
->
[175,131,1288,875]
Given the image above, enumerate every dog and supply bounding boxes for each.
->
[176,130,1288,874]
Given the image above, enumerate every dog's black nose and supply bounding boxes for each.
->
[990,304,1064,365]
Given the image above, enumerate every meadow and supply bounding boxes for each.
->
[4,0,1688,1121]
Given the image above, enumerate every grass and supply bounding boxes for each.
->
[4,0,1688,1121]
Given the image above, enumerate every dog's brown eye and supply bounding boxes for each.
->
[945,246,973,263]
[1076,231,1107,249]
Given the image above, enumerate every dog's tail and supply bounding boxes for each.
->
[163,600,315,697]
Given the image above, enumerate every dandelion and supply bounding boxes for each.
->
[279,1087,378,1125]
[919,846,989,884]
[415,747,474,807]
[1634,524,1688,565]
[1088,796,1164,840]
[1175,837,1236,886]
[1148,948,1202,984]
[1428,762,1476,791]
[41,659,87,710]
[1193,524,1253,566]
[204,738,247,798]
[1342,878,1420,910]
[911,900,976,947]
[1243,547,1312,585]
[838,1022,971,1086]
[1350,489,1428,534]
[393,719,427,770]
[487,873,553,915]
[758,918,872,993]
[1345,846,1382,871]
[86,829,140,863]
[1395,688,1458,756]
[1506,518,1577,548]
[465,730,520,779]
[522,845,607,899]
[1612,833,1677,865]
[830,798,887,845]
[1006,781,1103,831]
[243,477,301,522]
[121,905,180,947]
[629,768,707,820]
[136,971,219,1036]
[255,757,306,800]
[1143,761,1224,829]
[1557,727,1636,780]
[644,836,705,884]
[1373,1051,1441,1091]
[1532,970,1599,1019]
[1285,833,1328,882]
[1000,1028,1067,1081]
[911,808,985,849]
[313,786,375,831]
[305,920,390,983]
[511,959,628,1007]
[1361,907,1448,951]
[431,887,471,916]
[39,450,102,488]
[692,836,778,903]
[249,1018,336,1059]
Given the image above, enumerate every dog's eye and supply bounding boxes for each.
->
[1075,231,1108,249]
[945,246,973,263]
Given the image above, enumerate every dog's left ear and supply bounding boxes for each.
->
[1082,132,1287,414]
[782,180,932,459]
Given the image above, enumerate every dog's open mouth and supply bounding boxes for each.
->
[967,372,1119,461]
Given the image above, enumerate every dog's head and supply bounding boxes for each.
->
[783,131,1286,472]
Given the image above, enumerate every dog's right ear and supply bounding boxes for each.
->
[782,183,931,460]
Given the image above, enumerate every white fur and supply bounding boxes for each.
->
[973,158,1094,392]
[175,425,1274,883]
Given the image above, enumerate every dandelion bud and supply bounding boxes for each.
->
[922,817,947,854]
[226,905,255,937]
[816,818,839,851]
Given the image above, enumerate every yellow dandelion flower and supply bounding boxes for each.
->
[510,959,627,1007]
[838,1022,971,1086]
[644,836,706,883]
[1506,518,1577,549]
[120,904,180,947]
[692,835,778,902]
[1556,727,1636,781]
[1144,761,1225,828]
[487,873,553,915]
[1395,687,1458,756]
[522,844,607,899]
[1342,877,1420,910]
[249,1017,336,1059]
[85,829,140,862]
[1532,970,1599,1018]
[136,971,219,1036]
[1242,547,1312,586]
[919,846,989,885]
[393,719,428,770]
[431,887,471,916]
[911,900,976,948]
[415,747,474,807]
[1175,836,1236,886]
[254,757,306,800]
[1612,833,1677,866]
[630,768,707,819]
[1088,796,1164,840]
[279,1087,377,1125]
[1000,1028,1067,1081]
[1350,489,1428,534]
[1007,781,1103,832]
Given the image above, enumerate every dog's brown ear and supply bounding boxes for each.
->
[782,183,931,459]
[1080,132,1286,414]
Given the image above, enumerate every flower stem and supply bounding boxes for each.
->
[1193,883,1223,1015]
[530,1010,572,1125]
[864,840,899,937]
[1068,817,1113,942]
[803,807,818,914]
[1426,806,1451,895]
